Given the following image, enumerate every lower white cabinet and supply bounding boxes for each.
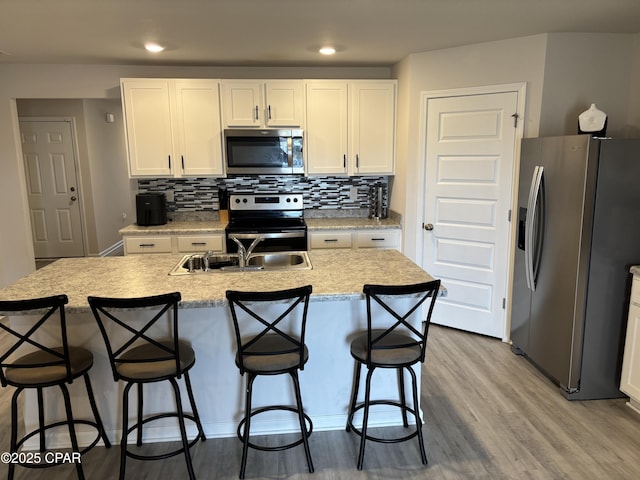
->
[176,235,224,253]
[124,236,173,254]
[309,231,353,249]
[621,274,640,414]
[309,229,400,251]
[124,234,225,255]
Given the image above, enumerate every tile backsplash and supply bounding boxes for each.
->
[137,175,388,213]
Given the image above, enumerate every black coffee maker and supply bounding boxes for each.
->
[136,192,167,226]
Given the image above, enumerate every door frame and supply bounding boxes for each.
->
[18,116,87,259]
[417,83,527,341]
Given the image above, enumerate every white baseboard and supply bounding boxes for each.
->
[100,240,124,257]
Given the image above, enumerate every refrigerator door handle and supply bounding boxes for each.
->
[525,166,544,291]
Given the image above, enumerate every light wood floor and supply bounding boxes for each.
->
[2,325,640,479]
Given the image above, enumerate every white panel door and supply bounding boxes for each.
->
[20,120,85,258]
[423,91,518,338]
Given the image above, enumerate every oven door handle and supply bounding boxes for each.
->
[228,231,306,239]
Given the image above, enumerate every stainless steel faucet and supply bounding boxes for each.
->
[230,235,265,269]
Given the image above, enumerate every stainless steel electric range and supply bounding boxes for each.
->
[225,193,307,253]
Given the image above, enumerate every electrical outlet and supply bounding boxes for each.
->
[349,186,358,201]
[166,190,175,202]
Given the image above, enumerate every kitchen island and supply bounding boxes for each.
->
[0,249,440,447]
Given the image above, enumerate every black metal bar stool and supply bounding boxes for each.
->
[346,280,440,470]
[88,292,206,480]
[0,294,111,480]
[226,285,314,479]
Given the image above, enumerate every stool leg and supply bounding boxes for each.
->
[59,383,85,480]
[357,366,375,470]
[407,365,428,464]
[8,388,22,480]
[290,370,314,473]
[346,361,362,432]
[83,373,111,448]
[239,373,256,480]
[397,368,409,428]
[37,387,46,452]
[168,377,197,480]
[136,382,144,447]
[119,382,134,480]
[183,371,206,441]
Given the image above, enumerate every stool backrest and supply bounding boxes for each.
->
[226,285,312,374]
[87,292,183,381]
[363,280,441,366]
[0,295,71,387]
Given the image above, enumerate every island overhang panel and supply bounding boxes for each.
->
[0,249,441,446]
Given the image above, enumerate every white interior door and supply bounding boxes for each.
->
[20,120,85,258]
[422,90,521,339]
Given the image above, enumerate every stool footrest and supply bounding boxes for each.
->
[237,405,313,452]
[347,400,421,444]
[14,418,107,465]
[125,412,204,461]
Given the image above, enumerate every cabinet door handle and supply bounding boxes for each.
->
[268,105,272,120]
[255,105,259,121]
[324,239,338,243]
[356,154,360,168]
[139,243,156,247]
[168,155,171,170]
[191,242,207,246]
[343,155,347,168]
[371,238,385,241]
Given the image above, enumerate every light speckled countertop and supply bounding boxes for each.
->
[0,249,439,313]
[119,220,228,236]
[119,214,401,236]
[305,216,400,230]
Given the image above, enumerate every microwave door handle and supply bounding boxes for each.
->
[287,137,293,169]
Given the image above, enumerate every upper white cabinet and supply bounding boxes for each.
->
[305,80,396,176]
[121,78,224,178]
[221,80,304,128]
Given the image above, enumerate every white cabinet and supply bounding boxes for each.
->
[124,236,172,254]
[121,78,224,178]
[355,229,401,249]
[123,233,225,255]
[305,80,396,176]
[176,234,224,253]
[309,228,400,251]
[221,80,304,128]
[621,275,640,414]
[309,231,352,249]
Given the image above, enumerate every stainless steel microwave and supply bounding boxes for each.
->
[224,129,304,175]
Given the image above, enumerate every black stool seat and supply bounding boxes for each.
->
[0,295,111,480]
[226,285,314,479]
[346,280,441,470]
[88,292,206,480]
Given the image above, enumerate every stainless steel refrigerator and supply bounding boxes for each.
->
[510,135,640,400]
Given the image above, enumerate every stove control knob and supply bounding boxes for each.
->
[243,198,248,203]
[235,199,241,204]
[286,197,291,202]
[293,198,298,202]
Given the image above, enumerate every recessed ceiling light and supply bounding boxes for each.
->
[319,46,336,56]
[144,42,165,53]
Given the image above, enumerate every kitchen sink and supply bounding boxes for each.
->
[169,251,312,275]
[247,252,309,268]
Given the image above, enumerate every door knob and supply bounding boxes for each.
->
[423,223,434,231]
[70,196,77,202]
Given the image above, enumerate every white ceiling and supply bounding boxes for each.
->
[2,0,640,67]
